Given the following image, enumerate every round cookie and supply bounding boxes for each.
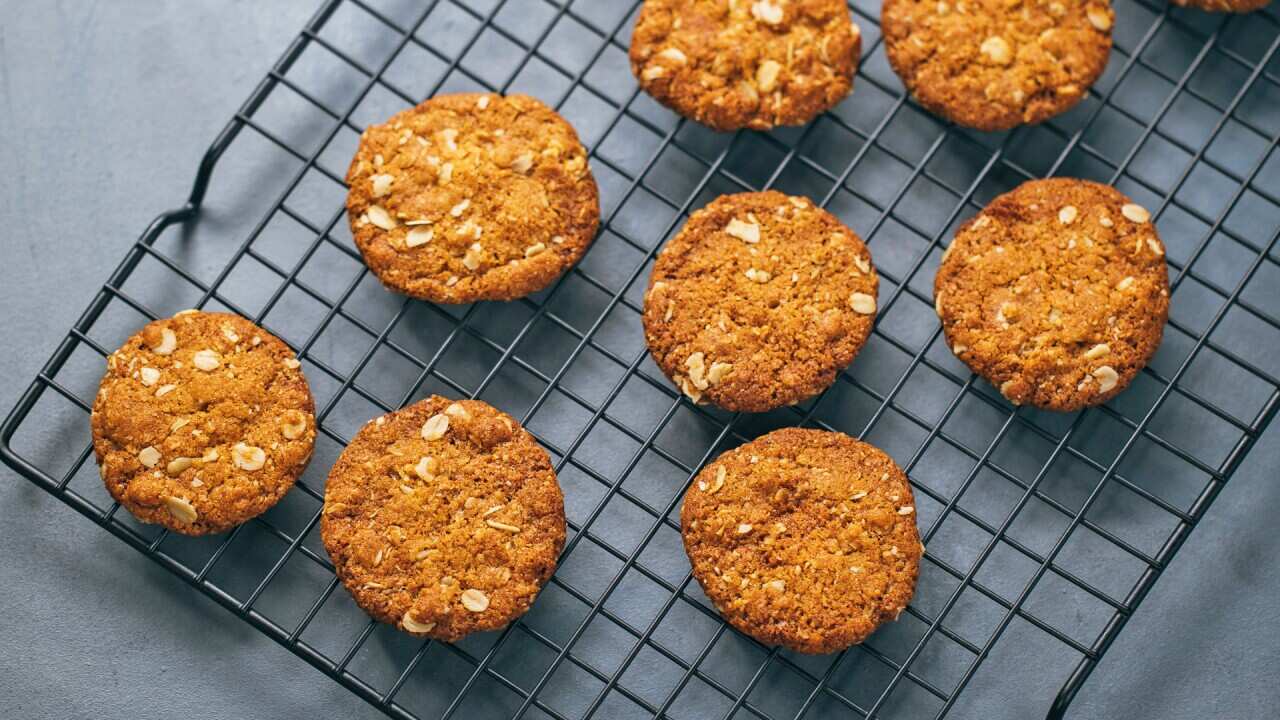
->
[935,178,1169,411]
[681,428,922,654]
[1171,0,1271,11]
[882,0,1114,131]
[642,191,878,412]
[91,311,316,535]
[321,397,565,642]
[346,93,600,304]
[629,0,861,131]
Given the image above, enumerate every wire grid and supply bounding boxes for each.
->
[3,0,1279,718]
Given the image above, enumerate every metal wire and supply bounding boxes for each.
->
[3,1,1279,719]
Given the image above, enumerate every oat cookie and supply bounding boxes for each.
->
[935,178,1169,411]
[1171,0,1271,11]
[630,0,861,131]
[321,397,565,642]
[643,191,878,412]
[882,0,1114,131]
[346,93,600,304]
[91,311,316,535]
[682,428,921,654]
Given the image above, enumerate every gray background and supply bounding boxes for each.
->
[0,1,1277,719]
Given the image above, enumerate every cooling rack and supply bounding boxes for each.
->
[3,0,1279,718]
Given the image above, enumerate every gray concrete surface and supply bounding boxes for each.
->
[0,1,1277,719]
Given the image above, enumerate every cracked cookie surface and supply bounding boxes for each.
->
[882,0,1113,131]
[682,428,921,654]
[91,311,316,535]
[321,396,565,642]
[643,191,877,412]
[346,93,600,303]
[630,0,861,131]
[935,178,1169,411]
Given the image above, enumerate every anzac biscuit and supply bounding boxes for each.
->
[630,0,861,131]
[935,178,1169,411]
[91,311,316,535]
[346,93,600,303]
[321,397,565,642]
[882,0,1114,131]
[681,428,922,654]
[643,191,878,412]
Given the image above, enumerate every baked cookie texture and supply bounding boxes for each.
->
[681,428,921,654]
[642,191,878,412]
[1171,0,1271,10]
[882,0,1114,131]
[935,178,1169,411]
[630,0,861,131]
[91,311,316,535]
[346,93,600,304]
[321,397,565,642]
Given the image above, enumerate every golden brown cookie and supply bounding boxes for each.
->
[642,191,878,412]
[882,0,1114,131]
[1171,0,1271,11]
[681,428,921,654]
[935,178,1169,411]
[629,0,861,131]
[321,397,565,642]
[91,311,316,535]
[346,93,600,304]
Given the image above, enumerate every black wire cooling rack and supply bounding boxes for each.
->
[3,0,1279,718]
